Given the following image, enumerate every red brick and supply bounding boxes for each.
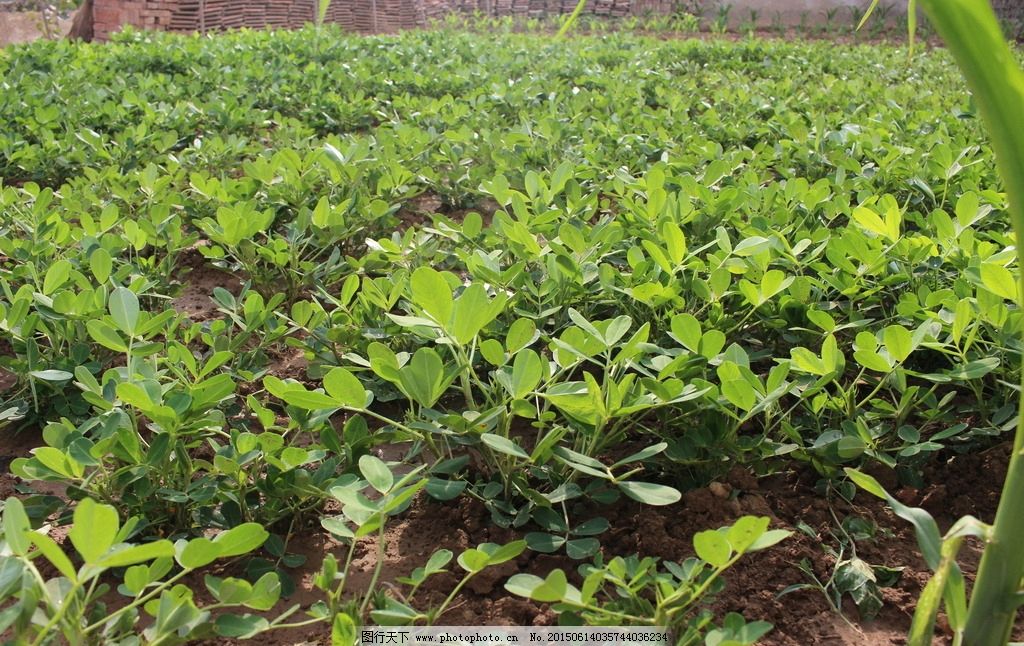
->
[92,5,123,23]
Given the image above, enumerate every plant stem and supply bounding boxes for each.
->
[917,1,1024,643]
[434,571,476,619]
[83,568,192,633]
[268,617,325,630]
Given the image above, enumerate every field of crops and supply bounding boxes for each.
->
[0,24,1019,645]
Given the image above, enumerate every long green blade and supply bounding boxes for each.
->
[917,1,1024,644]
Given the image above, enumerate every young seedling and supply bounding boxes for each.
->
[0,497,283,643]
[506,516,789,642]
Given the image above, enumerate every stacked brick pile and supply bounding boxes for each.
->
[93,0,177,38]
[92,0,434,40]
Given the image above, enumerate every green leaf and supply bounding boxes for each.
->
[480,339,506,366]
[178,537,220,569]
[28,533,76,580]
[510,349,543,399]
[837,436,866,459]
[332,613,357,646]
[97,541,175,568]
[979,263,1017,301]
[90,248,113,284]
[425,549,453,573]
[700,330,726,359]
[457,548,489,573]
[213,523,268,558]
[853,205,899,242]
[30,447,79,478]
[398,347,447,409]
[29,369,73,382]
[243,573,280,610]
[323,368,367,409]
[425,478,467,501]
[759,269,792,301]
[480,433,529,459]
[617,481,681,506]
[368,342,402,383]
[451,283,504,344]
[359,454,394,494]
[505,569,568,602]
[506,318,538,354]
[610,443,668,469]
[806,309,836,332]
[316,0,332,27]
[69,498,119,564]
[321,516,354,539]
[117,382,155,410]
[856,0,880,30]
[545,381,602,426]
[733,235,771,257]
[566,538,600,560]
[123,565,150,595]
[370,600,421,625]
[281,389,340,411]
[846,468,942,569]
[410,267,453,326]
[87,320,128,352]
[834,558,884,620]
[567,308,605,345]
[42,259,72,295]
[216,614,271,638]
[790,347,827,376]
[726,516,770,553]
[484,540,526,565]
[854,350,893,373]
[946,357,1000,380]
[883,325,914,363]
[694,529,731,567]
[377,479,427,516]
[718,361,756,412]
[109,287,140,336]
[2,497,31,556]
[525,533,566,553]
[670,313,702,351]
[749,529,793,551]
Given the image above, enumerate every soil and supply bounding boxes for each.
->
[395,192,500,231]
[195,442,1016,645]
[0,11,73,47]
[171,248,246,322]
[0,426,43,499]
[9,409,1010,644]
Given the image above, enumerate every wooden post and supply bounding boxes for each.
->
[199,0,206,33]
[371,0,377,31]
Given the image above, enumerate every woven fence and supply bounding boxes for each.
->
[163,0,421,34]
[159,0,634,35]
